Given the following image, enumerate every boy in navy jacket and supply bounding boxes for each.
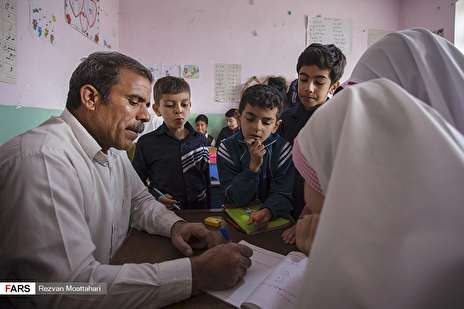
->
[133,76,209,209]
[278,43,346,243]
[218,84,294,224]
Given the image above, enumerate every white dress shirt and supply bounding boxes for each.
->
[0,109,192,308]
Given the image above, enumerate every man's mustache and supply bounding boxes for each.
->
[128,122,145,134]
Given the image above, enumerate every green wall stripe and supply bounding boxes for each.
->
[0,105,62,145]
[0,105,227,145]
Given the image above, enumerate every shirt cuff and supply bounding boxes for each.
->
[157,257,192,300]
[157,209,185,237]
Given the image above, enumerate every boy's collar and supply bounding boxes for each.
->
[155,121,196,137]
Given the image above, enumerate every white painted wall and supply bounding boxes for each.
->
[119,0,400,114]
[0,0,119,109]
[399,0,456,42]
[2,0,459,114]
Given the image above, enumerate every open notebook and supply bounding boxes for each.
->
[224,205,291,235]
[206,241,307,309]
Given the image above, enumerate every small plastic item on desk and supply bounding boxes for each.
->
[219,227,231,242]
[204,216,223,228]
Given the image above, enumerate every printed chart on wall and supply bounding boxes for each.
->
[306,15,352,55]
[64,0,101,44]
[214,63,241,103]
[0,0,16,83]
[29,0,57,46]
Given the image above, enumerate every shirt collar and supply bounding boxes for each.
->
[154,121,197,138]
[61,108,109,164]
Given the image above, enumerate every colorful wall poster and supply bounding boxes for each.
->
[161,64,180,78]
[181,64,199,79]
[147,64,181,80]
[30,0,57,45]
[64,0,100,44]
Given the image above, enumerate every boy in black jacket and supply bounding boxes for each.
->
[218,85,294,225]
[278,43,346,243]
[133,76,209,209]
[216,108,239,144]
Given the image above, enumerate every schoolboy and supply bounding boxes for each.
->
[195,114,215,146]
[216,108,239,144]
[279,43,346,242]
[133,76,210,209]
[218,84,294,225]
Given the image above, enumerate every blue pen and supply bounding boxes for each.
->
[219,227,231,242]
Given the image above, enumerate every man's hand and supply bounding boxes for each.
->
[246,139,266,172]
[295,214,320,255]
[281,224,296,244]
[171,222,224,256]
[246,208,272,228]
[191,243,253,291]
[158,193,178,208]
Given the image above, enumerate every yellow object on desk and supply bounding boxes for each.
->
[204,216,223,228]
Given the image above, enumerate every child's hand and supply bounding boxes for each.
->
[159,194,178,208]
[295,214,320,256]
[281,224,296,244]
[246,138,266,172]
[247,208,272,227]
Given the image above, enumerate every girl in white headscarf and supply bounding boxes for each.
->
[293,28,464,254]
[350,28,464,135]
[293,78,464,308]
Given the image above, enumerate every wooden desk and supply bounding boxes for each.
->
[111,209,296,308]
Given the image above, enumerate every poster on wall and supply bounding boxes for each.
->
[181,64,199,79]
[161,64,180,77]
[306,15,352,55]
[30,0,57,45]
[99,5,116,50]
[147,64,181,80]
[214,63,241,103]
[64,0,100,44]
[0,0,16,83]
[147,64,163,80]
[367,29,390,46]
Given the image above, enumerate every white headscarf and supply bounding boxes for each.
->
[295,78,464,309]
[351,28,464,135]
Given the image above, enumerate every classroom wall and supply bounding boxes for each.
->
[119,0,400,115]
[398,0,456,42]
[2,0,458,144]
[0,0,119,144]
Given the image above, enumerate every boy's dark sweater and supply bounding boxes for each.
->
[216,127,238,145]
[217,131,294,219]
[132,122,210,209]
[278,103,320,218]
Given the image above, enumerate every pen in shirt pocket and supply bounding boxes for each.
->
[149,186,181,210]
